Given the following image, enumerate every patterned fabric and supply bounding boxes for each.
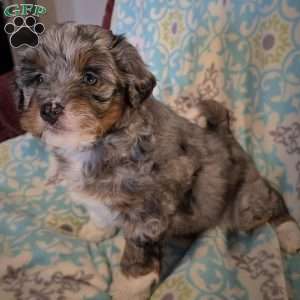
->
[0,135,115,300]
[111,0,300,299]
[0,135,299,300]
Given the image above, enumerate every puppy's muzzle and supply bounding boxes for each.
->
[40,102,64,125]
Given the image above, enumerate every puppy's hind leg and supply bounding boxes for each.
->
[233,178,300,254]
[171,161,229,236]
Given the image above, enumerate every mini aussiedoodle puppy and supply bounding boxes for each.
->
[16,23,300,299]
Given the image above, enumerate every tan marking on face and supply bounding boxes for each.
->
[97,101,124,134]
[64,99,102,135]
[42,98,124,149]
[20,99,44,136]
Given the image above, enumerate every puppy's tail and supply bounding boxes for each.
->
[198,100,231,133]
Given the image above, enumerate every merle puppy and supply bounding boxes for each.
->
[16,23,300,300]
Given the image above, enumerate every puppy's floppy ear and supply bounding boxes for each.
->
[7,73,25,112]
[14,88,26,112]
[110,33,156,107]
[14,83,26,112]
[14,56,37,112]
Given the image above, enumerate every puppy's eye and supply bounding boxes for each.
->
[34,74,43,84]
[25,73,43,86]
[82,72,98,85]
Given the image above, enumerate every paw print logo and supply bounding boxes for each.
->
[4,16,45,48]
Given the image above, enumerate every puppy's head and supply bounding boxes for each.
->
[16,23,156,149]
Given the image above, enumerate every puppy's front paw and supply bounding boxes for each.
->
[110,271,158,300]
[78,220,116,243]
[276,220,300,253]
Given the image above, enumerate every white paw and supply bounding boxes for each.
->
[110,271,158,300]
[276,220,300,253]
[78,220,116,243]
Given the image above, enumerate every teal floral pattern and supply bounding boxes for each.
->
[0,135,118,299]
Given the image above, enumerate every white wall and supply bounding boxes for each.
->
[39,0,107,27]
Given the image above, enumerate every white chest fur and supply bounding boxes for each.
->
[70,190,118,227]
[55,148,119,228]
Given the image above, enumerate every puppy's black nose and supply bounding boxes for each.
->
[40,102,64,125]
